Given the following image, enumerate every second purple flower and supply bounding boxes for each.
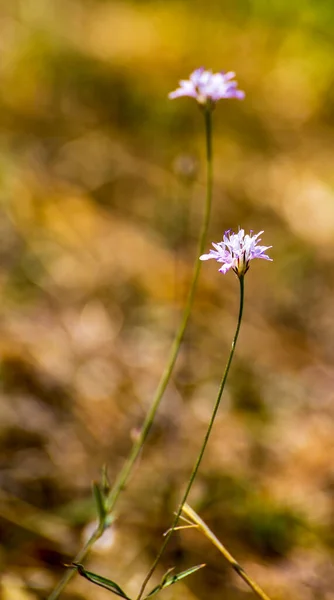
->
[169,67,245,105]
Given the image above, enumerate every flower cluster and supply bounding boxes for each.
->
[169,67,245,105]
[200,229,272,277]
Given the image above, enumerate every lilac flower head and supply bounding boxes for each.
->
[200,229,272,277]
[169,67,245,106]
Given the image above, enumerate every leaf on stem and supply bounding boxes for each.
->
[144,564,205,598]
[72,563,131,599]
[92,481,107,530]
[101,464,111,496]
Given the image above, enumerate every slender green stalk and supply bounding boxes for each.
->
[48,109,213,600]
[136,276,245,600]
[183,504,272,600]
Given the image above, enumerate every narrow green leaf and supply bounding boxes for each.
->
[163,563,205,587]
[73,563,131,599]
[101,464,111,496]
[160,567,175,587]
[92,481,107,529]
[145,564,205,598]
[144,568,175,599]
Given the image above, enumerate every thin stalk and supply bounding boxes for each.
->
[137,276,245,600]
[183,504,272,600]
[48,109,213,600]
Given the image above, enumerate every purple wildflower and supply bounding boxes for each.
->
[200,229,272,277]
[169,67,245,105]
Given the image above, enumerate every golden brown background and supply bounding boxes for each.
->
[1,1,334,599]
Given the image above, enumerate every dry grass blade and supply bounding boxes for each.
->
[182,504,273,600]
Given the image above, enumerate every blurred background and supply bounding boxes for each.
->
[1,1,334,599]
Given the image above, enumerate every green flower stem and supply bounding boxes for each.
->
[136,275,245,600]
[48,109,213,600]
[183,503,272,600]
